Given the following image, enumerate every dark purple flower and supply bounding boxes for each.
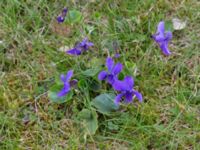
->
[67,38,94,55]
[57,70,74,97]
[67,48,82,55]
[112,76,143,105]
[57,8,68,23]
[152,21,172,56]
[98,57,123,84]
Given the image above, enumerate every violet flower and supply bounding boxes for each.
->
[67,38,94,55]
[57,70,76,97]
[152,21,172,56]
[98,57,123,85]
[57,8,68,23]
[112,76,143,105]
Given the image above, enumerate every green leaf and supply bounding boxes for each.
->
[48,84,73,104]
[81,68,100,77]
[91,93,119,114]
[67,10,82,24]
[77,109,98,135]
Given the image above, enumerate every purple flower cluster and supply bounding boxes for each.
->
[152,21,173,56]
[98,57,143,105]
[67,38,94,55]
[56,19,173,106]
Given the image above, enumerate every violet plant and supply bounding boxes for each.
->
[152,21,173,56]
[49,17,175,137]
[57,70,77,97]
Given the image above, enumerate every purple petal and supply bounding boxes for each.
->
[111,62,123,75]
[82,45,89,51]
[114,93,124,105]
[86,42,94,47]
[67,48,82,55]
[152,21,166,42]
[157,21,165,36]
[57,83,70,97]
[133,90,143,102]
[124,91,133,103]
[70,79,78,87]
[66,70,73,81]
[124,76,134,90]
[60,74,66,82]
[62,8,68,14]
[80,38,88,45]
[165,31,172,41]
[159,41,171,56]
[106,57,114,72]
[112,76,134,91]
[112,79,125,91]
[152,34,165,43]
[76,38,93,51]
[107,75,115,84]
[79,38,92,47]
[57,16,65,23]
[98,71,108,80]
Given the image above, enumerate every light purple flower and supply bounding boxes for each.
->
[98,57,123,84]
[152,21,172,56]
[57,70,76,97]
[57,8,68,23]
[112,76,143,105]
[67,38,94,55]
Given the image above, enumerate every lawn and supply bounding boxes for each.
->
[0,0,200,149]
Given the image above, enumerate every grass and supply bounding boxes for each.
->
[0,0,200,149]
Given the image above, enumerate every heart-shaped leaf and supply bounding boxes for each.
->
[91,93,119,114]
[77,109,98,135]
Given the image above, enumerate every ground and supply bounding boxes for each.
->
[0,0,200,149]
